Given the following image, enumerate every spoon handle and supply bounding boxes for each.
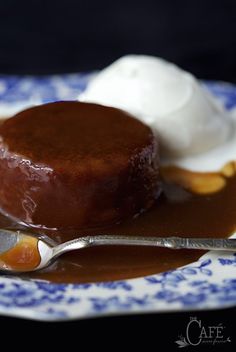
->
[89,235,236,251]
[53,235,236,258]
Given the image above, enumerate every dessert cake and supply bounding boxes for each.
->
[0,101,161,230]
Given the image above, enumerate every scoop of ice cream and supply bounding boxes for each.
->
[80,55,233,158]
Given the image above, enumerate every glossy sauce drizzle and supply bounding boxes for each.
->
[1,165,236,283]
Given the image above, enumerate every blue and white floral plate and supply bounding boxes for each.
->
[0,74,236,321]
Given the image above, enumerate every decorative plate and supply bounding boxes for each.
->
[0,74,236,321]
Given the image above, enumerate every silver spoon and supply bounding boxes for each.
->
[0,228,236,273]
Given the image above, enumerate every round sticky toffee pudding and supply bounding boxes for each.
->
[0,101,161,230]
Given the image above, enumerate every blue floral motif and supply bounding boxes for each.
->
[203,81,236,110]
[0,280,80,312]
[71,280,132,291]
[45,308,67,318]
[95,281,133,291]
[0,73,94,104]
[218,253,236,266]
[89,294,155,312]
[36,282,68,293]
[0,76,236,321]
[146,259,212,289]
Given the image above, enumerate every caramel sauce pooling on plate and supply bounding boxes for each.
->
[0,110,235,283]
[0,162,235,283]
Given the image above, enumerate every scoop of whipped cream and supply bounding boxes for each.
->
[80,55,233,158]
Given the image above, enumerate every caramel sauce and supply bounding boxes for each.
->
[1,165,235,283]
[0,116,235,283]
[0,236,40,271]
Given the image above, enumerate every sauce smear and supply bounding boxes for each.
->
[1,170,235,283]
